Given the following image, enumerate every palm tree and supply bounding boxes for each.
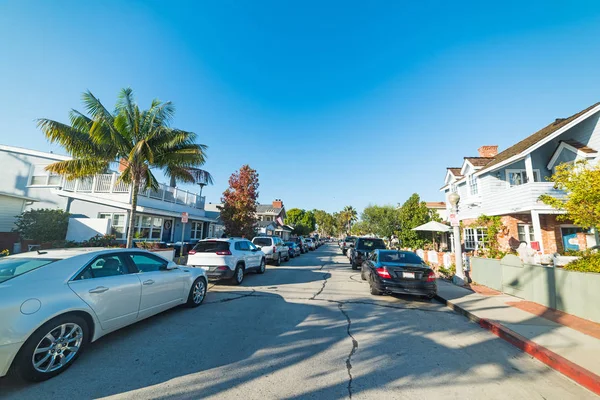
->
[38,88,210,248]
[342,205,358,234]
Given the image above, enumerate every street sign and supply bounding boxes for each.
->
[449,213,459,227]
[181,212,189,224]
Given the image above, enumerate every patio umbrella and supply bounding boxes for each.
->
[412,221,451,250]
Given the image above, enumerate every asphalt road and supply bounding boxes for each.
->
[0,244,595,399]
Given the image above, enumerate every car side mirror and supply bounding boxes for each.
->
[252,248,258,252]
[165,261,178,270]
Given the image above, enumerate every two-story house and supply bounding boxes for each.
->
[256,199,292,239]
[0,144,218,251]
[441,102,600,256]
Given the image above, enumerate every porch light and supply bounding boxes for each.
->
[448,192,460,207]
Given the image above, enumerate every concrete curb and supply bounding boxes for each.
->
[435,294,600,396]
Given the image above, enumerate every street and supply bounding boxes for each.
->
[0,244,594,399]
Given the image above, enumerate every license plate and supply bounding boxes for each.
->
[402,272,415,279]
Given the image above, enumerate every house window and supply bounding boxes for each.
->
[468,175,478,195]
[133,215,163,240]
[517,224,535,244]
[450,183,457,193]
[464,227,489,250]
[506,169,541,186]
[191,221,203,239]
[30,165,61,186]
[98,213,127,240]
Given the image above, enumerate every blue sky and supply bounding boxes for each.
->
[1,1,600,213]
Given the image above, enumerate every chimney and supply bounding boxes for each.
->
[272,199,283,209]
[478,145,498,158]
[118,158,129,172]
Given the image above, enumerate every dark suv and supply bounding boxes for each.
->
[350,237,387,269]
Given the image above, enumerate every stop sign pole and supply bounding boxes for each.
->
[181,212,189,260]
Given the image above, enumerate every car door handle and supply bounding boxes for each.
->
[89,286,109,294]
[143,280,155,285]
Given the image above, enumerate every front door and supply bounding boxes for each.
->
[162,219,173,242]
[127,252,186,319]
[562,228,580,251]
[68,254,141,332]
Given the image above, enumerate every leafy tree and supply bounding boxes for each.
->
[285,208,305,226]
[397,194,431,249]
[314,210,337,236]
[38,88,209,248]
[13,209,70,243]
[361,205,400,238]
[540,160,600,230]
[285,208,316,236]
[341,205,358,234]
[301,210,316,233]
[219,165,259,238]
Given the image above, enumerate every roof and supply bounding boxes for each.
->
[0,144,71,161]
[562,139,597,154]
[426,202,446,209]
[256,220,277,228]
[256,204,283,214]
[447,168,462,177]
[479,102,600,172]
[464,157,495,167]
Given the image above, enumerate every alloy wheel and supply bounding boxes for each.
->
[32,323,83,373]
[193,279,206,304]
[237,266,244,283]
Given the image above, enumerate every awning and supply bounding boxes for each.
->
[412,221,451,232]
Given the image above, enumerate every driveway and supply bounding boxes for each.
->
[0,244,594,399]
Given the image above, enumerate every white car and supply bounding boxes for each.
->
[187,238,266,284]
[304,238,316,251]
[0,248,207,382]
[251,236,289,265]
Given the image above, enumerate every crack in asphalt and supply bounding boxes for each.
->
[348,274,366,283]
[310,275,328,300]
[338,303,358,399]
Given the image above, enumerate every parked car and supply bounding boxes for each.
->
[290,237,306,253]
[0,248,208,382]
[361,249,437,299]
[341,236,357,255]
[251,236,289,265]
[350,237,387,270]
[188,238,265,284]
[304,238,316,251]
[285,242,301,258]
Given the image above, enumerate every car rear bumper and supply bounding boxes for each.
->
[200,267,235,281]
[0,342,22,377]
[374,279,437,296]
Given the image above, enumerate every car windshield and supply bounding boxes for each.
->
[345,237,355,242]
[284,242,294,247]
[357,239,386,250]
[379,251,423,264]
[0,257,57,283]
[253,238,272,246]
[193,241,230,253]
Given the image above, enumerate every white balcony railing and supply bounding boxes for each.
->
[61,173,206,210]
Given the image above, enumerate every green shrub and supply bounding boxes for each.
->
[0,249,9,257]
[564,253,600,273]
[13,209,70,243]
[438,264,456,279]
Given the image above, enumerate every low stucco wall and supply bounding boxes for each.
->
[471,255,600,323]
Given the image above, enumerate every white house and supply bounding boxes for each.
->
[0,144,219,251]
[440,102,600,255]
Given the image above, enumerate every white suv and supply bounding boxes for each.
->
[187,238,265,285]
[252,236,289,265]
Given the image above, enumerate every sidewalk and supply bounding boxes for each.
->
[435,279,600,396]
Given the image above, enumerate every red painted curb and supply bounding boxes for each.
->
[437,296,600,395]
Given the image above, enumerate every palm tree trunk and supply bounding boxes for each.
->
[126,180,140,248]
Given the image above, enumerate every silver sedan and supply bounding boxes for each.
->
[0,247,207,382]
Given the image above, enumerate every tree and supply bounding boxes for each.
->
[361,205,400,238]
[341,205,358,234]
[219,165,259,238]
[285,208,315,236]
[397,194,431,249]
[13,209,70,243]
[314,209,337,237]
[540,160,600,230]
[38,88,209,248]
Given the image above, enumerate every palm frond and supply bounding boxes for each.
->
[37,118,111,159]
[45,159,109,179]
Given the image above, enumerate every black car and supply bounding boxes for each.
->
[350,237,387,269]
[285,242,301,257]
[361,249,437,299]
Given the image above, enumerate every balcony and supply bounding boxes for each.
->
[457,182,567,219]
[61,173,206,210]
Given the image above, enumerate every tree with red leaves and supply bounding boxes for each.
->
[219,165,259,238]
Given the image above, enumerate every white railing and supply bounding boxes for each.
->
[61,173,206,209]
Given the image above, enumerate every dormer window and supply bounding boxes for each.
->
[506,169,541,186]
[468,174,478,195]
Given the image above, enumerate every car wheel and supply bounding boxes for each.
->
[257,258,266,274]
[361,270,366,280]
[369,280,382,296]
[232,264,244,285]
[12,314,89,382]
[275,253,281,266]
[186,277,207,307]
[285,253,290,261]
[351,261,358,270]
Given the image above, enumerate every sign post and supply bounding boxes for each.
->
[449,213,459,227]
[180,212,189,260]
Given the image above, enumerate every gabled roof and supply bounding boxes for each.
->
[562,139,597,154]
[478,102,600,173]
[256,220,277,228]
[464,157,495,167]
[256,204,283,214]
[426,202,446,209]
[447,167,462,176]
